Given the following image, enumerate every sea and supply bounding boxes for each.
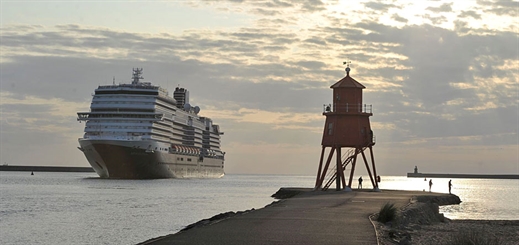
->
[1,172,518,245]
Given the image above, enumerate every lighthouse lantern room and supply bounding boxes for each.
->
[314,62,379,191]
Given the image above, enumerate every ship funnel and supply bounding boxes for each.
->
[174,87,190,109]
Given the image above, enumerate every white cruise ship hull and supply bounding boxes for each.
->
[78,139,224,179]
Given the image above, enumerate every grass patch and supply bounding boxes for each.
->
[377,202,397,223]
[445,228,502,245]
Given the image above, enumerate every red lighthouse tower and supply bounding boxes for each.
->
[314,63,379,191]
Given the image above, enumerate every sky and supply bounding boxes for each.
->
[1,0,518,177]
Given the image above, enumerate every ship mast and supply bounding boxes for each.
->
[132,68,143,84]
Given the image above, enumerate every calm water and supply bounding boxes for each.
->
[1,172,518,245]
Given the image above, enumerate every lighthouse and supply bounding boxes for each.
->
[314,62,379,191]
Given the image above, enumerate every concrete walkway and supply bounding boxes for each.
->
[140,189,452,245]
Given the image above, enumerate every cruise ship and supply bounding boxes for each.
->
[77,68,225,179]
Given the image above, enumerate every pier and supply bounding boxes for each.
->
[407,166,518,179]
[0,165,95,173]
[407,172,519,179]
[139,189,460,245]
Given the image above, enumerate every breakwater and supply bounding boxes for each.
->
[139,188,461,245]
[0,165,94,173]
[407,172,519,179]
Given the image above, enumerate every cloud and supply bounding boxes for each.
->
[364,2,400,11]
[458,10,482,19]
[1,0,517,175]
[478,0,519,16]
[391,14,408,23]
[426,3,453,13]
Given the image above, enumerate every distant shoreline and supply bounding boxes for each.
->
[407,172,519,179]
[0,165,95,173]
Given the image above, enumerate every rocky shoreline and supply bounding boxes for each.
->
[373,195,519,245]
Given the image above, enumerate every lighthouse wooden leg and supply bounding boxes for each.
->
[314,146,326,189]
[347,148,359,188]
[317,147,335,189]
[361,149,375,188]
[369,146,379,190]
[340,159,347,190]
[335,147,342,190]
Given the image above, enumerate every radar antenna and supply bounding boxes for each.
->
[132,68,144,84]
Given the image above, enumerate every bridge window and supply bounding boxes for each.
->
[328,123,333,135]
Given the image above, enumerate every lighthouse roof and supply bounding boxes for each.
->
[330,74,365,89]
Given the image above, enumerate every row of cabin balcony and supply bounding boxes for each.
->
[83,135,148,141]
[97,83,164,90]
[167,118,211,130]
[204,146,222,151]
[200,134,221,141]
[152,132,177,141]
[92,97,177,111]
[92,99,177,112]
[94,89,159,96]
[202,143,221,148]
[322,103,373,115]
[79,111,163,116]
[152,128,175,135]
[77,112,163,120]
[180,136,208,144]
[203,140,221,146]
[202,133,221,140]
[172,132,216,144]
[152,128,201,139]
[155,99,179,110]
[85,121,153,126]
[180,137,213,146]
[170,130,206,139]
[152,123,178,132]
[172,136,203,144]
[172,133,203,142]
[204,129,221,134]
[85,131,151,138]
[84,126,151,132]
[90,108,156,113]
[91,102,157,108]
[150,135,171,143]
[92,95,156,101]
[91,102,155,107]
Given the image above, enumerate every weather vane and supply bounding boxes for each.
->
[343,61,351,75]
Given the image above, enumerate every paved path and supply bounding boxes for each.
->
[141,189,450,245]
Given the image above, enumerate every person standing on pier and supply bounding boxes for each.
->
[448,180,453,194]
[358,176,363,189]
[429,179,433,192]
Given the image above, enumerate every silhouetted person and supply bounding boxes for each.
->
[358,176,363,189]
[31,171,34,176]
[448,180,453,194]
[429,179,433,192]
